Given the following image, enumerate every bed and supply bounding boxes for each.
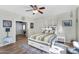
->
[28,33,57,52]
[28,26,57,53]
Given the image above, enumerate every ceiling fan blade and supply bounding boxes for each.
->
[30,5,34,8]
[39,7,45,9]
[25,9,32,11]
[30,5,37,10]
[38,10,43,14]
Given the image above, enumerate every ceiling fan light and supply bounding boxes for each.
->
[33,10,38,13]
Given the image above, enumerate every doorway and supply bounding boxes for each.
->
[16,21,27,41]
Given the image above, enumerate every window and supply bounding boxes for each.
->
[23,24,26,30]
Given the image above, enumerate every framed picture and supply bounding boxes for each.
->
[62,20,72,26]
[3,20,12,27]
[30,23,34,29]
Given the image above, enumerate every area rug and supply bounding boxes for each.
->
[20,43,48,54]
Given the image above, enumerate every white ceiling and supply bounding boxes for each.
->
[0,5,78,18]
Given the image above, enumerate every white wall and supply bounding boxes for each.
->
[0,17,16,44]
[27,8,77,43]
[77,8,79,41]
[0,9,29,45]
[55,8,77,43]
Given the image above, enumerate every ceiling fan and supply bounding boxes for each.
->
[25,5,45,15]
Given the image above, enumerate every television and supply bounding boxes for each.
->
[5,28,10,32]
[3,20,12,27]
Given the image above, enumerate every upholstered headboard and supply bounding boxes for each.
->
[41,26,57,34]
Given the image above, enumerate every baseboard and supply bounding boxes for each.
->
[0,42,15,47]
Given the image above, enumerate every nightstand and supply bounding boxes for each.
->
[57,35,65,43]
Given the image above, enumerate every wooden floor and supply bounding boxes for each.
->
[0,35,28,54]
[0,34,72,54]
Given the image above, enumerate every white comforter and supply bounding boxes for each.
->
[30,33,44,39]
[29,33,56,44]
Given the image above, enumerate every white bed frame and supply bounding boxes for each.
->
[28,26,58,53]
[28,36,57,53]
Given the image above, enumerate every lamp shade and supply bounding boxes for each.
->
[58,25,64,34]
[33,10,38,13]
[73,41,79,49]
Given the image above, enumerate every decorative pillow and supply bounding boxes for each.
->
[41,27,56,34]
[42,30,46,33]
[49,30,55,34]
[45,30,49,34]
